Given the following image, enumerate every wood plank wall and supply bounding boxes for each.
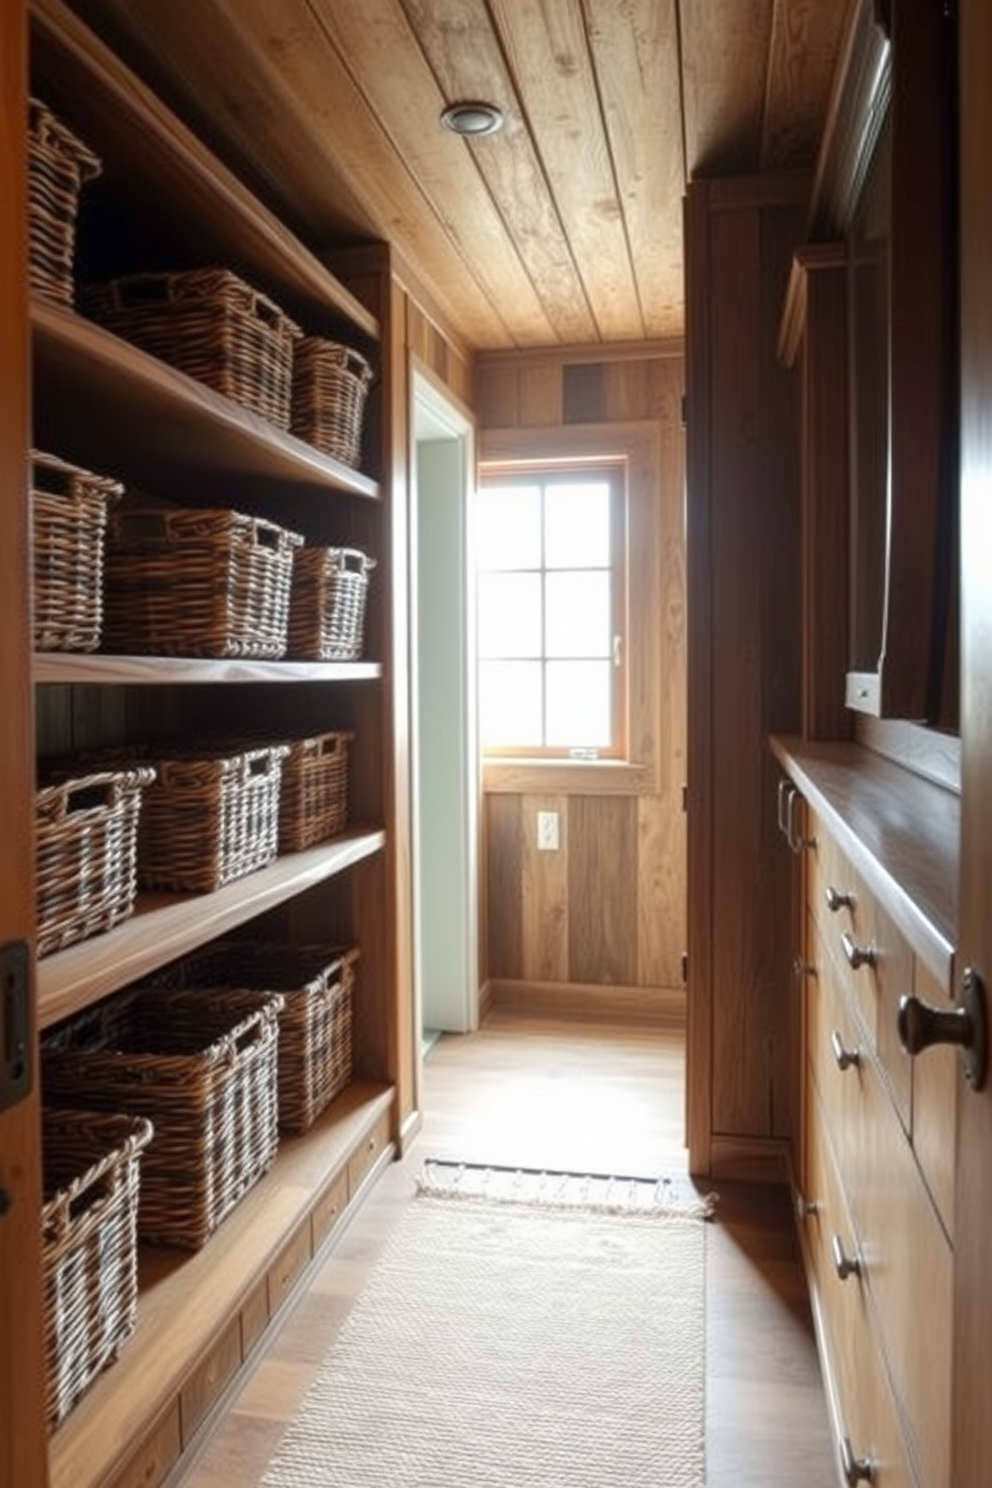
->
[474,349,687,1004]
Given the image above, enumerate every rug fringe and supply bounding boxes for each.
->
[416,1160,718,1220]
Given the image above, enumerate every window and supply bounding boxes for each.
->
[477,423,663,796]
[476,464,626,757]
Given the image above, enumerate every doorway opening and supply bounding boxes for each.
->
[410,366,479,1061]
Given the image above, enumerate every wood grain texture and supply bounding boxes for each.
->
[484,793,523,980]
[567,796,638,984]
[520,793,569,983]
[685,178,805,1164]
[0,2,48,1480]
[763,0,851,169]
[795,248,852,740]
[953,3,992,1482]
[680,0,772,175]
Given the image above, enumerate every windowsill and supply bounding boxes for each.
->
[482,757,656,795]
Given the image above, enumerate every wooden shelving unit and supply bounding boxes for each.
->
[25,3,409,1486]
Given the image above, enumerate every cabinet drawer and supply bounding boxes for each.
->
[803,1080,916,1488]
[909,961,957,1242]
[856,1025,953,1488]
[807,911,871,1216]
[808,819,913,1130]
[347,1108,390,1198]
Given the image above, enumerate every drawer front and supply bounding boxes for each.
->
[808,817,878,1046]
[347,1108,391,1198]
[807,910,871,1221]
[856,1030,953,1488]
[803,1079,917,1488]
[909,961,957,1242]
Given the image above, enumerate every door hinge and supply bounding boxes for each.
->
[681,783,688,812]
[1,940,32,1113]
[681,952,689,984]
[680,393,687,428]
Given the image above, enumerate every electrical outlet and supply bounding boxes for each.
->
[537,810,559,851]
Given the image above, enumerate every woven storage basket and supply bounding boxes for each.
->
[82,268,300,428]
[290,336,374,467]
[163,943,360,1133]
[35,766,156,958]
[28,98,101,308]
[278,730,353,852]
[31,450,123,653]
[41,1109,153,1431]
[101,503,303,659]
[85,742,290,893]
[287,546,375,661]
[42,988,284,1249]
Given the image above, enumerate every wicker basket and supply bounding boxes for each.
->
[101,503,303,659]
[41,1108,153,1431]
[82,267,301,428]
[291,336,374,467]
[42,988,284,1249]
[278,730,353,852]
[287,546,375,661]
[163,942,359,1133]
[28,98,101,308]
[31,450,123,653]
[35,767,156,958]
[83,741,291,893]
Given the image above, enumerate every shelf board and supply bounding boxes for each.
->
[34,652,382,686]
[37,829,387,1028]
[31,300,380,501]
[48,1080,395,1488]
[31,0,379,341]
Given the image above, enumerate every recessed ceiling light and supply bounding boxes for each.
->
[440,101,504,137]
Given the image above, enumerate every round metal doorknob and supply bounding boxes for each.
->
[897,967,988,1091]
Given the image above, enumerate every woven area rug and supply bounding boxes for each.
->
[260,1162,710,1488]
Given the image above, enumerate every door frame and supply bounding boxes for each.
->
[408,359,480,1055]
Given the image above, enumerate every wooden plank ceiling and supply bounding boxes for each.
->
[55,0,850,352]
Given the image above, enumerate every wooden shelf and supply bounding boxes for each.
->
[34,652,382,686]
[31,300,380,502]
[30,0,379,342]
[48,1080,395,1488]
[37,829,387,1028]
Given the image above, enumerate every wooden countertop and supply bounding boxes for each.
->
[771,735,959,986]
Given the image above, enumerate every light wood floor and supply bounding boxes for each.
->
[169,1007,837,1488]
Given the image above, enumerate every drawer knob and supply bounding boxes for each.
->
[841,929,875,970]
[825,884,854,913]
[831,1232,861,1281]
[830,1029,860,1071]
[897,966,988,1091]
[839,1435,873,1484]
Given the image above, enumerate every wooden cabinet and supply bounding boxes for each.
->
[684,170,807,1177]
[20,4,412,1486]
[775,737,959,1488]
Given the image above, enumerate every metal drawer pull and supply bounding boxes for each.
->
[839,1435,873,1484]
[841,929,875,970]
[825,884,854,913]
[776,778,794,836]
[831,1233,861,1281]
[795,1192,819,1220]
[830,1029,860,1071]
[897,967,988,1091]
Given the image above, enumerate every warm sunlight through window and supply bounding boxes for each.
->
[476,465,626,757]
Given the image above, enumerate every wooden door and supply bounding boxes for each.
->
[953,2,992,1484]
[0,0,49,1482]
